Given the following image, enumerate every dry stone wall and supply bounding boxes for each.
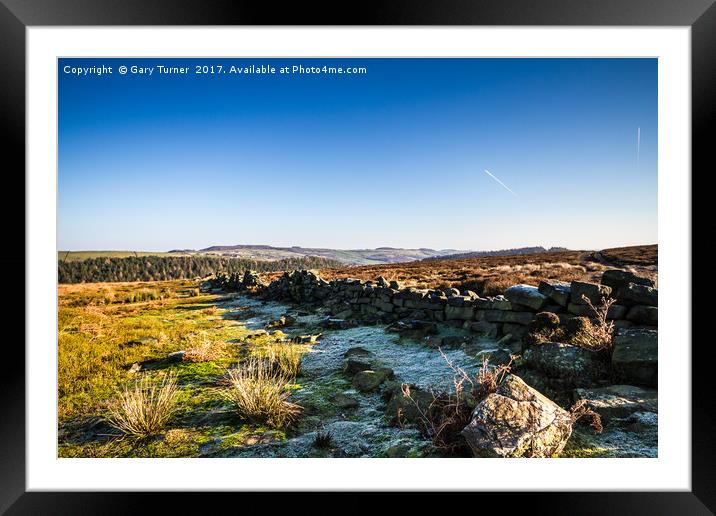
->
[209,268,658,344]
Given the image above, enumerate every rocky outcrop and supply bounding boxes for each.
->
[461,375,573,458]
[573,385,657,423]
[612,328,658,387]
[523,342,604,387]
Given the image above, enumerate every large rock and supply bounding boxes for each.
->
[523,342,603,386]
[612,328,658,387]
[570,281,612,305]
[352,368,394,392]
[601,269,654,290]
[616,283,658,307]
[538,281,571,307]
[504,285,548,311]
[461,375,573,457]
[626,305,658,326]
[573,385,657,423]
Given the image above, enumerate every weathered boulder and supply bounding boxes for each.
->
[461,375,573,457]
[615,283,658,307]
[601,269,654,291]
[352,368,394,392]
[343,358,372,376]
[504,284,548,311]
[570,281,612,305]
[523,342,603,386]
[626,305,658,326]
[331,393,360,409]
[612,328,658,387]
[344,347,372,359]
[538,281,571,307]
[573,385,657,423]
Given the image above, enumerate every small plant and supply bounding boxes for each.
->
[570,295,616,351]
[106,373,179,437]
[312,429,333,449]
[224,357,301,429]
[569,399,603,434]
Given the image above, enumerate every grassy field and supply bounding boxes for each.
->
[58,251,184,262]
[58,280,306,458]
[261,245,658,296]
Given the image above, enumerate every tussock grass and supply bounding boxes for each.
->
[106,373,179,437]
[183,332,227,363]
[224,358,301,428]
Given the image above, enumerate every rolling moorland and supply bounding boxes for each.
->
[60,245,571,268]
[58,244,658,458]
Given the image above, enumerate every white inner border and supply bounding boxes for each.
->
[27,27,691,491]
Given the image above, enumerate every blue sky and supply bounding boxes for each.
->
[58,58,657,251]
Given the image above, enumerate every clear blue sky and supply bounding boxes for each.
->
[58,58,657,251]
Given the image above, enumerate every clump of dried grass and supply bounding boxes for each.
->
[106,373,179,437]
[183,332,226,363]
[224,357,301,429]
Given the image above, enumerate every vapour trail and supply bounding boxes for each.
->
[484,169,518,197]
[637,127,641,169]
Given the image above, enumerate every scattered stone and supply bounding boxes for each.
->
[461,375,573,458]
[343,358,372,376]
[331,393,360,409]
[266,314,296,329]
[376,276,390,288]
[504,284,548,311]
[352,368,394,392]
[612,328,658,387]
[344,347,372,358]
[291,334,321,344]
[127,362,142,374]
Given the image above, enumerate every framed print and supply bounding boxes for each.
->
[3,0,710,512]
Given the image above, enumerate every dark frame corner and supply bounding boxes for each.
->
[3,0,710,513]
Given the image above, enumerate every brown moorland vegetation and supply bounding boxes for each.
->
[260,246,657,297]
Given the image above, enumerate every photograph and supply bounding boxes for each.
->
[57,57,658,460]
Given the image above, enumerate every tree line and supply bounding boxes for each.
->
[58,255,343,284]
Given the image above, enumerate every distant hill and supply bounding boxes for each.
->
[423,246,570,261]
[195,245,467,266]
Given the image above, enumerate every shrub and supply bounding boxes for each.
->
[106,373,179,437]
[569,295,615,351]
[224,358,301,428]
[402,350,516,454]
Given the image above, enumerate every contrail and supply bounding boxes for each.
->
[637,126,641,169]
[484,169,518,197]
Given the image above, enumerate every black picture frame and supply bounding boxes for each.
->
[2,1,708,513]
